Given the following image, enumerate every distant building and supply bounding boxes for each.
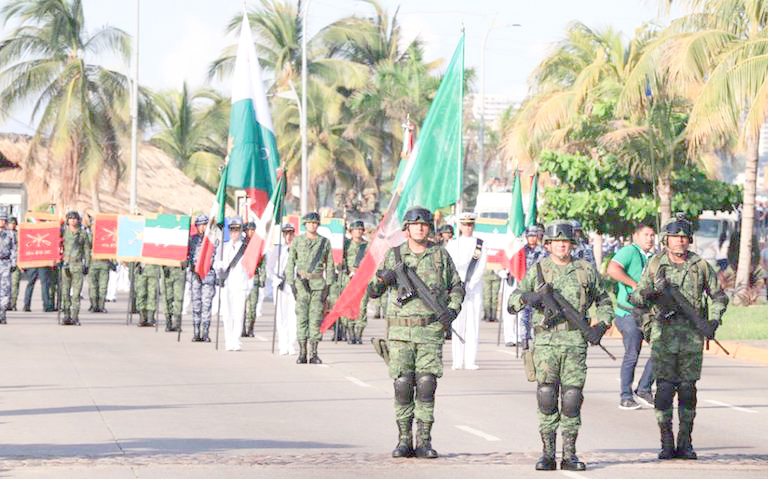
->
[466,94,518,130]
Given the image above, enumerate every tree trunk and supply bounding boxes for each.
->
[592,232,604,273]
[736,135,759,287]
[657,174,672,226]
[90,181,101,213]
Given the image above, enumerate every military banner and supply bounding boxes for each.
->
[141,214,191,267]
[91,214,118,260]
[18,223,62,268]
[474,217,509,269]
[24,212,59,223]
[294,216,345,264]
[116,215,145,262]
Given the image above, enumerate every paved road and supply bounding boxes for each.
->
[0,293,766,478]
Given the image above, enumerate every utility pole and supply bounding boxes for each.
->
[129,0,140,214]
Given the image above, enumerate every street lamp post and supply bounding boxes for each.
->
[129,0,140,214]
[479,21,520,193]
[300,0,311,215]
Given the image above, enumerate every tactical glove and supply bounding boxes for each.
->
[437,308,458,330]
[638,285,659,301]
[10,266,17,273]
[585,322,609,345]
[82,266,88,275]
[376,269,396,286]
[520,291,544,307]
[653,275,668,294]
[702,320,719,339]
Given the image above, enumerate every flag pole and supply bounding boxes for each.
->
[271,176,285,354]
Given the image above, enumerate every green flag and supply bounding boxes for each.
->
[526,172,538,227]
[393,34,464,218]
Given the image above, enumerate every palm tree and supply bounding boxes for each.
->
[658,0,767,286]
[0,0,135,211]
[150,83,228,190]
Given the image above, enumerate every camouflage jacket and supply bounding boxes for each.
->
[0,229,17,266]
[285,234,336,290]
[525,244,548,269]
[341,238,368,277]
[630,251,727,349]
[371,241,464,344]
[571,240,595,266]
[62,229,90,268]
[508,256,613,347]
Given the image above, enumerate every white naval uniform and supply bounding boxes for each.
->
[445,234,487,369]
[215,236,253,351]
[268,243,297,355]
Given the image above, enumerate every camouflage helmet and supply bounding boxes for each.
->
[246,221,256,230]
[302,212,321,224]
[525,224,544,237]
[66,211,81,222]
[282,223,296,233]
[543,220,576,243]
[402,206,432,230]
[349,219,365,230]
[194,214,209,226]
[439,224,454,235]
[661,212,693,242]
[569,219,582,231]
[8,216,17,225]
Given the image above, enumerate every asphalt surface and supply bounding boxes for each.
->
[0,290,766,478]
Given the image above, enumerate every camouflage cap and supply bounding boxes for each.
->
[194,214,209,226]
[246,221,256,230]
[543,220,575,242]
[525,224,544,236]
[302,212,321,224]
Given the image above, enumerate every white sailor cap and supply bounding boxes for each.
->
[458,212,477,223]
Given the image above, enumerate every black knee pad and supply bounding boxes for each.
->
[561,385,583,418]
[677,382,697,409]
[415,373,437,402]
[655,379,677,410]
[394,374,415,405]
[537,383,559,415]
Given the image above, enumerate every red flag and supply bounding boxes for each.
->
[18,223,62,268]
[91,214,118,259]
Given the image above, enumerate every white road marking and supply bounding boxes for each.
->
[317,364,330,368]
[561,471,589,479]
[497,349,518,356]
[253,335,268,342]
[345,376,371,388]
[705,399,758,414]
[455,425,501,441]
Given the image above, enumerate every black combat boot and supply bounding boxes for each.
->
[309,341,322,364]
[148,310,156,326]
[357,327,365,344]
[173,314,182,332]
[165,316,174,332]
[247,321,255,337]
[72,312,80,326]
[658,417,676,460]
[296,341,308,364]
[201,322,211,342]
[241,319,249,338]
[88,304,94,312]
[676,419,697,460]
[560,431,586,471]
[192,322,201,342]
[137,311,147,327]
[414,420,438,458]
[535,431,557,470]
[347,326,354,344]
[392,418,414,458]
[98,299,107,313]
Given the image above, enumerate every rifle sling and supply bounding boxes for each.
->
[464,238,484,286]
[221,241,247,281]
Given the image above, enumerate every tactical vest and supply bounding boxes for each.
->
[646,252,711,312]
[536,259,590,314]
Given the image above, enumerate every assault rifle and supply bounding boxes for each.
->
[537,283,616,360]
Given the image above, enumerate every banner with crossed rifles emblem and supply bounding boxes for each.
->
[91,214,118,259]
[18,222,62,268]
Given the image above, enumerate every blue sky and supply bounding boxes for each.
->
[0,0,682,133]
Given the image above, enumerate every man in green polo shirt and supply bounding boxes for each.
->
[607,222,656,410]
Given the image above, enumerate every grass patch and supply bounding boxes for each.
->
[718,305,768,340]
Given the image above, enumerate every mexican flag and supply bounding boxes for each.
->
[195,170,227,279]
[227,14,279,216]
[526,172,538,227]
[241,174,285,278]
[142,214,191,266]
[317,217,346,264]
[321,33,465,332]
[504,171,527,282]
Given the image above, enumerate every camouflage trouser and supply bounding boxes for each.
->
[61,265,84,317]
[89,262,110,308]
[135,266,160,312]
[245,286,259,329]
[163,266,186,316]
[0,262,11,319]
[652,341,703,426]
[190,271,215,325]
[349,292,369,334]
[482,272,501,320]
[49,266,59,308]
[534,343,587,434]
[388,339,443,423]
[10,267,20,309]
[294,285,324,342]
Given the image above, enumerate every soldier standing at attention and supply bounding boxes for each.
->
[135,261,160,327]
[242,221,266,337]
[8,216,20,311]
[84,216,113,314]
[162,259,186,333]
[188,215,216,342]
[367,207,464,459]
[339,220,369,344]
[508,220,612,471]
[61,211,90,326]
[631,213,727,460]
[0,208,17,324]
[285,212,335,364]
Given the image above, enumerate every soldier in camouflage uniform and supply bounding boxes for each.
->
[482,269,500,322]
[8,217,20,311]
[339,220,369,344]
[517,224,548,346]
[243,222,267,337]
[61,211,90,325]
[0,208,18,324]
[135,262,160,327]
[85,218,112,314]
[285,212,335,364]
[508,220,612,471]
[367,207,464,459]
[162,262,186,332]
[188,215,216,342]
[631,213,727,461]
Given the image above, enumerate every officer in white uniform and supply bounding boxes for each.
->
[268,223,298,355]
[215,218,253,351]
[445,212,487,369]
